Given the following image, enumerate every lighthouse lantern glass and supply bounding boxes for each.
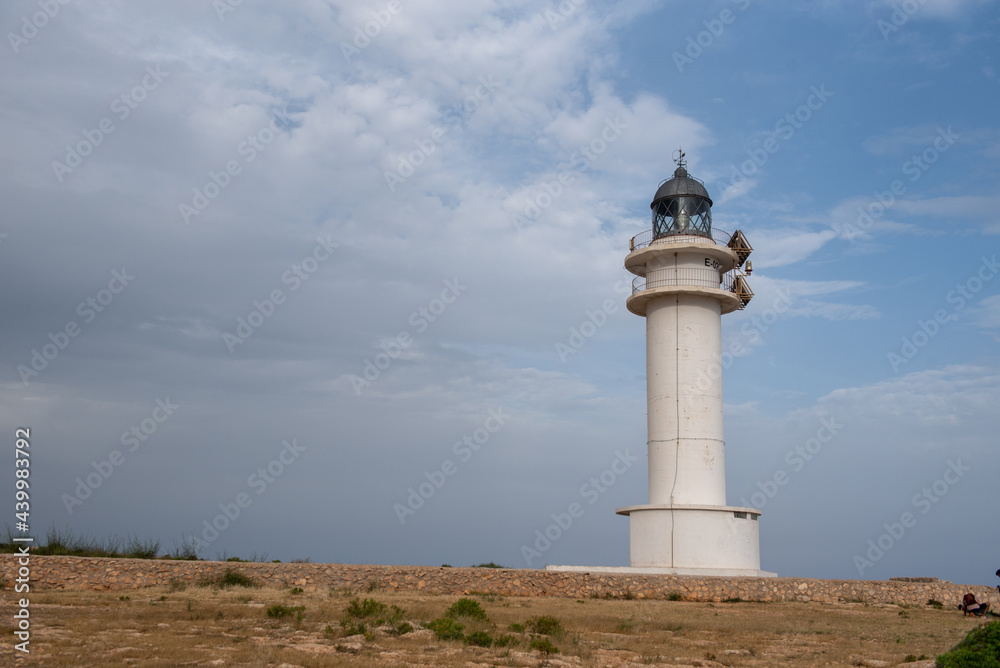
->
[652,196,712,239]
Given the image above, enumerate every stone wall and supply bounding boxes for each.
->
[2,555,993,607]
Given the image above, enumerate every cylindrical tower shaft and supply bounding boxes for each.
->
[646,292,726,506]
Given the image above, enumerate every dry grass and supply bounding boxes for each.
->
[0,586,987,667]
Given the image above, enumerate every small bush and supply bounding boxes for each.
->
[529,637,559,654]
[340,621,369,637]
[447,597,488,621]
[344,598,388,620]
[266,604,305,620]
[937,621,1000,668]
[290,587,303,595]
[124,536,160,559]
[722,597,743,603]
[473,562,505,569]
[508,622,525,633]
[903,654,928,662]
[527,615,562,636]
[616,620,635,633]
[427,617,465,641]
[340,598,410,637]
[927,599,944,609]
[667,591,683,601]
[201,568,258,589]
[465,630,493,647]
[493,633,519,647]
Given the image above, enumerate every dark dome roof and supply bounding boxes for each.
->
[651,166,713,207]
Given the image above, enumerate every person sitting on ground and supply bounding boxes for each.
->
[961,592,991,616]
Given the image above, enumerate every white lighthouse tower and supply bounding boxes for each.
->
[615,152,772,576]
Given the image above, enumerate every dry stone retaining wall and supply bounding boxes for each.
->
[2,555,993,607]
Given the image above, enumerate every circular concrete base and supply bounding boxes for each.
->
[616,505,763,572]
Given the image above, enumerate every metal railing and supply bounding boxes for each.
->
[632,270,735,295]
[629,228,732,252]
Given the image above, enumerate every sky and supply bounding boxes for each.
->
[1,0,998,586]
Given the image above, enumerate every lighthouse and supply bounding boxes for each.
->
[614,152,772,576]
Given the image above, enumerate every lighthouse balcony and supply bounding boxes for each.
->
[632,272,734,294]
[629,227,734,252]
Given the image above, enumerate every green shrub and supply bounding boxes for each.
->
[529,637,559,654]
[446,597,488,621]
[344,598,388,620]
[200,568,258,589]
[927,599,944,609]
[340,621,369,637]
[937,621,1000,668]
[266,604,305,620]
[290,587,303,595]
[385,604,411,636]
[465,630,493,647]
[493,633,519,647]
[473,562,505,568]
[527,615,562,636]
[426,617,465,641]
[339,597,409,638]
[508,622,525,633]
[667,591,683,601]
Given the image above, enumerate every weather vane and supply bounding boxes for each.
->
[672,148,686,169]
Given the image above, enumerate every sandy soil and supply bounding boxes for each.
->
[0,585,987,667]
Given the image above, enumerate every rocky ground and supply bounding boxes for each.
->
[0,585,987,667]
